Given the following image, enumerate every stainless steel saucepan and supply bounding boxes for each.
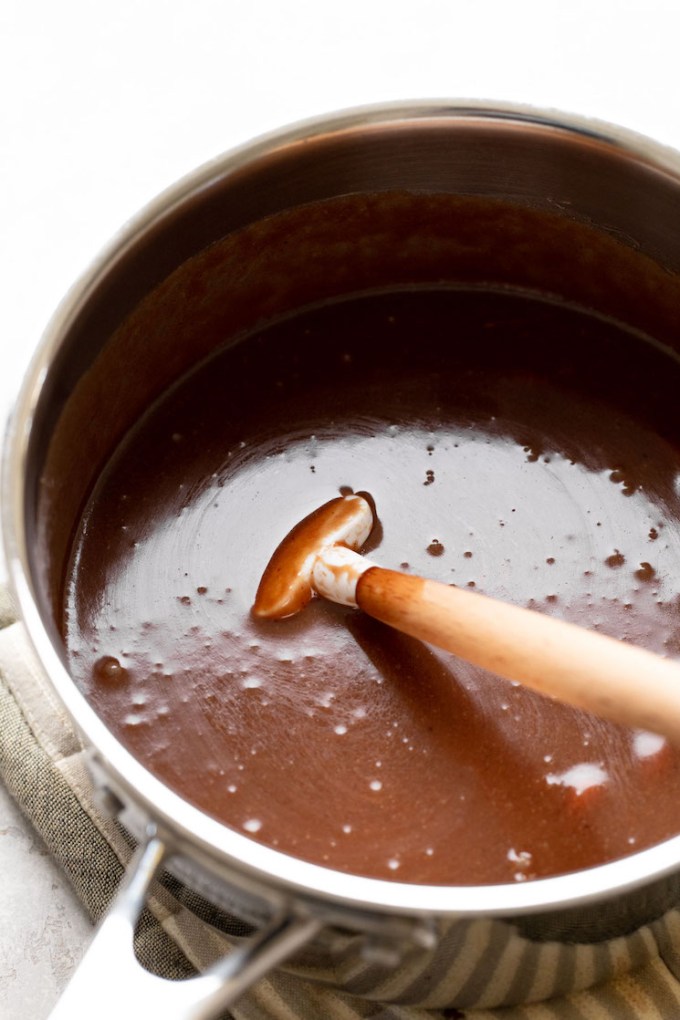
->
[6,101,680,1018]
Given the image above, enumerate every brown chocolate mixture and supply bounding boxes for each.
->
[64,287,680,885]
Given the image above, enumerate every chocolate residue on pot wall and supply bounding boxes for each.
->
[64,287,680,885]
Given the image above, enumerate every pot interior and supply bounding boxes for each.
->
[17,109,680,890]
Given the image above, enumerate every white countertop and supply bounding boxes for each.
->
[3,1,680,1015]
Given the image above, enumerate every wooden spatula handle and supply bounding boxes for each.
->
[356,566,680,741]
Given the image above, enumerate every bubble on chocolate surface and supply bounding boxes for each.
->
[241,675,263,690]
[633,731,666,759]
[93,656,129,684]
[546,762,609,795]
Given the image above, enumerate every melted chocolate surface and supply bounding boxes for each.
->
[64,287,680,884]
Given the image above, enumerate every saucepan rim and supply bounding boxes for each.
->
[6,97,680,921]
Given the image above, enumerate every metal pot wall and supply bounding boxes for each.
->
[6,101,680,1018]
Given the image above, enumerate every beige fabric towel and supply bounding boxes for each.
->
[3,588,680,1019]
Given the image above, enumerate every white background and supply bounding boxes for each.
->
[3,1,680,1016]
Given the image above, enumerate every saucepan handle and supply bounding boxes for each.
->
[48,836,322,1020]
